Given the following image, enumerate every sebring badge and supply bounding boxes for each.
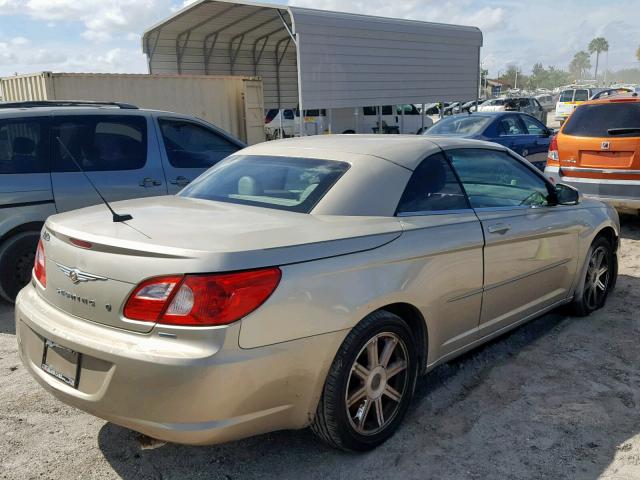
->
[601,141,610,150]
[56,264,107,285]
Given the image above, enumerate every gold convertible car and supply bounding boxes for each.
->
[16,135,619,451]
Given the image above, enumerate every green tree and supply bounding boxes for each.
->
[499,64,528,89]
[569,51,592,80]
[588,37,609,81]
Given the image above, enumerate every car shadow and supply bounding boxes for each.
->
[97,273,640,480]
[0,299,14,335]
[619,214,640,241]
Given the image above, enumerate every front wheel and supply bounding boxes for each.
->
[311,311,418,451]
[570,236,616,316]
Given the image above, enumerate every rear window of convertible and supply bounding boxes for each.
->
[179,155,350,213]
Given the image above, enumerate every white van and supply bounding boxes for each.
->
[264,105,433,139]
[264,109,327,139]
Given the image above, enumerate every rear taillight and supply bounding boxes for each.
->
[34,239,46,287]
[547,135,559,165]
[123,268,281,327]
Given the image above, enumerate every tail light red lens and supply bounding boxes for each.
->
[123,268,281,327]
[547,135,559,166]
[34,239,46,287]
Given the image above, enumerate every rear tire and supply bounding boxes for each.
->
[342,130,356,134]
[0,231,40,303]
[311,311,419,451]
[570,236,616,317]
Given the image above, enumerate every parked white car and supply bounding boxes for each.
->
[477,98,507,112]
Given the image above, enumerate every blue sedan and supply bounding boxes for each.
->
[424,112,553,171]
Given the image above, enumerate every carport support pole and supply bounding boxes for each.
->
[328,108,332,134]
[354,107,359,133]
[378,106,382,134]
[421,103,425,132]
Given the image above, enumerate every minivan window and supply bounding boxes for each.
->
[52,116,147,172]
[0,117,48,174]
[159,119,238,169]
[563,103,640,138]
[574,90,589,102]
[179,155,349,213]
[559,90,574,102]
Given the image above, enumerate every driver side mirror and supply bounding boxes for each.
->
[554,183,580,205]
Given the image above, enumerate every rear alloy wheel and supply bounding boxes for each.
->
[346,332,409,436]
[571,236,615,316]
[311,311,418,451]
[0,231,40,302]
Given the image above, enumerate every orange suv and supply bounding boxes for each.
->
[545,94,640,213]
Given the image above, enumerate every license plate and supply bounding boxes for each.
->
[41,339,81,388]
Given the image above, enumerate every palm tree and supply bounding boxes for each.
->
[569,51,592,80]
[588,37,609,81]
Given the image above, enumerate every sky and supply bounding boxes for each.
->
[0,0,639,78]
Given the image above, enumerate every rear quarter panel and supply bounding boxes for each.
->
[238,212,485,366]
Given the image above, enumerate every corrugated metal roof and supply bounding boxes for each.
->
[142,0,483,109]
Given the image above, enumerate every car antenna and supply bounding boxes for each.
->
[55,137,133,223]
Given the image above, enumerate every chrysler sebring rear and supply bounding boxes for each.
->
[16,136,619,451]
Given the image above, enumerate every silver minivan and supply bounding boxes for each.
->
[0,101,244,301]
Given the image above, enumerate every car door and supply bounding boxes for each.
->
[530,98,547,123]
[446,147,580,335]
[50,113,166,213]
[156,117,243,194]
[395,152,485,355]
[519,114,551,170]
[494,114,529,156]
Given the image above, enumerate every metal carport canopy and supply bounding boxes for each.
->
[142,0,483,110]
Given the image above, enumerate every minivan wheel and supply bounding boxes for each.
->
[0,231,40,302]
[311,311,418,451]
[571,236,615,317]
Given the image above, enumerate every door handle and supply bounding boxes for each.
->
[487,224,511,235]
[139,177,161,188]
[169,176,191,187]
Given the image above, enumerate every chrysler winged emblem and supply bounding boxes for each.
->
[56,264,107,285]
[601,141,610,150]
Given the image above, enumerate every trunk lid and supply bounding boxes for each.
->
[39,196,402,332]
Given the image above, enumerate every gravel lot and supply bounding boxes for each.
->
[2,216,640,480]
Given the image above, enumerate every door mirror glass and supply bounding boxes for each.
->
[555,183,580,205]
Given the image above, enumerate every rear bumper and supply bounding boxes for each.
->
[15,283,345,445]
[544,167,640,212]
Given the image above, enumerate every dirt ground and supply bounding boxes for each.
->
[1,217,640,480]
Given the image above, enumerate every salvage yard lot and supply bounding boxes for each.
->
[1,217,640,480]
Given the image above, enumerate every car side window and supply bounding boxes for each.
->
[158,119,239,169]
[498,116,525,136]
[283,110,294,120]
[447,148,551,209]
[0,117,49,174]
[520,115,546,135]
[396,153,469,214]
[52,115,147,172]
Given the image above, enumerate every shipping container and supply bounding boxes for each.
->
[0,72,265,144]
